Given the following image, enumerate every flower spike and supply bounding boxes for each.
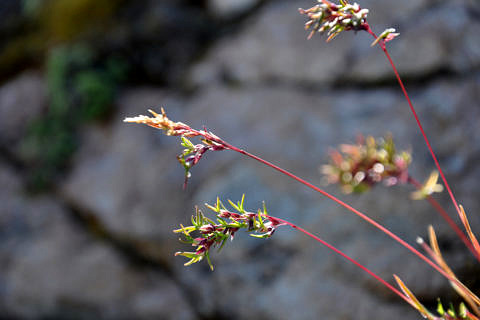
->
[371,28,400,47]
[174,197,286,269]
[321,135,411,194]
[411,171,444,200]
[124,109,229,188]
[299,1,369,41]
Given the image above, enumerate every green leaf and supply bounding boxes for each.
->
[175,251,203,266]
[228,199,241,212]
[239,194,246,212]
[175,251,198,259]
[205,203,218,213]
[178,237,194,244]
[458,303,467,318]
[257,210,264,225]
[196,208,203,225]
[219,199,227,211]
[205,251,214,271]
[250,233,270,239]
[181,137,195,149]
[447,303,456,317]
[436,299,445,316]
[173,224,195,235]
[262,201,268,215]
[204,217,217,225]
[218,237,228,252]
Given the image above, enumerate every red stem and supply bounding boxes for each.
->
[224,142,480,315]
[364,25,464,235]
[272,216,412,305]
[408,176,480,261]
[219,141,466,286]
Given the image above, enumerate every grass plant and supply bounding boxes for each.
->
[125,1,480,318]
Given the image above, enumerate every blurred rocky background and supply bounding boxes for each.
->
[0,0,479,319]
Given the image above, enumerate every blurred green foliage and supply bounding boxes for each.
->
[21,44,127,191]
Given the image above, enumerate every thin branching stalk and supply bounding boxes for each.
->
[176,197,412,306]
[408,176,479,260]
[228,145,451,280]
[125,109,469,290]
[127,4,480,312]
[467,311,480,320]
[218,140,466,285]
[417,230,480,316]
[364,25,467,241]
[272,216,413,306]
[298,3,480,316]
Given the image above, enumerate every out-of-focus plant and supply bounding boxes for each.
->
[125,0,480,319]
[321,135,411,194]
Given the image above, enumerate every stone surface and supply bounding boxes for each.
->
[0,0,22,32]
[1,0,480,319]
[208,0,260,18]
[0,71,47,146]
[0,161,195,320]
[110,0,216,85]
[347,2,480,82]
[60,88,194,262]
[190,1,353,86]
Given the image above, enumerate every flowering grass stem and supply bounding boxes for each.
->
[272,216,412,306]
[408,176,480,261]
[127,3,480,317]
[124,106,468,299]
[364,25,466,240]
[219,141,466,285]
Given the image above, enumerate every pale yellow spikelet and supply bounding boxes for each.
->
[124,108,169,128]
[411,171,444,200]
[124,108,188,136]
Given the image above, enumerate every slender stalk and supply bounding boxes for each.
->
[467,311,480,320]
[218,140,468,286]
[364,25,464,228]
[417,238,480,316]
[408,176,479,261]
[227,142,480,316]
[272,216,412,305]
[125,109,469,297]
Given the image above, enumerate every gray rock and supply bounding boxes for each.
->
[347,2,480,82]
[0,71,47,146]
[0,161,194,319]
[110,1,215,85]
[61,88,192,259]
[190,1,353,86]
[208,0,260,18]
[191,0,478,87]
[0,0,22,32]
[360,0,429,27]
